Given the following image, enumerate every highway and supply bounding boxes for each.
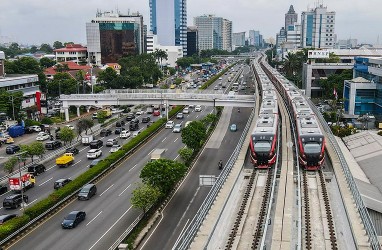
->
[139,64,254,249]
[5,63,245,249]
[0,113,161,215]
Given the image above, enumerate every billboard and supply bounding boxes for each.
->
[308,50,330,59]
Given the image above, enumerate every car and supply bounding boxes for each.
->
[89,159,103,168]
[110,145,122,153]
[120,130,131,139]
[219,77,223,80]
[3,194,28,209]
[183,108,189,114]
[165,121,174,129]
[129,122,139,131]
[141,116,151,123]
[5,145,20,154]
[87,149,102,159]
[29,125,42,132]
[36,132,50,141]
[115,127,124,134]
[230,124,237,132]
[54,178,72,190]
[132,131,141,137]
[27,164,46,176]
[106,138,118,147]
[173,124,182,133]
[176,113,184,119]
[100,129,112,137]
[92,113,98,119]
[153,110,160,116]
[126,113,136,121]
[78,184,97,200]
[195,105,202,112]
[0,214,17,224]
[61,211,86,229]
[185,121,192,128]
[89,140,103,149]
[45,140,62,150]
[65,147,79,155]
[188,104,195,109]
[135,110,144,115]
[214,86,219,90]
[65,125,75,130]
[0,184,7,195]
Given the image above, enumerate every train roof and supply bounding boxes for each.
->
[297,115,323,135]
[253,114,278,135]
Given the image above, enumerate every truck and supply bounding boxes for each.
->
[150,148,166,162]
[102,108,112,118]
[56,153,74,168]
[82,135,94,145]
[9,172,36,192]
[8,125,25,138]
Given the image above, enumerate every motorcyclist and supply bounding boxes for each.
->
[237,108,240,113]
[218,160,223,170]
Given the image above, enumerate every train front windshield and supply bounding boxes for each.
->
[303,142,321,154]
[254,141,271,153]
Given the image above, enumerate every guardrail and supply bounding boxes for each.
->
[308,99,380,250]
[0,115,166,247]
[173,108,255,250]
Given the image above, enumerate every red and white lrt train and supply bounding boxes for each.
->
[249,58,279,168]
[260,56,325,170]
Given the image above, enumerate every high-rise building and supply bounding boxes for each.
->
[194,15,232,52]
[187,26,198,56]
[149,0,187,55]
[233,32,246,47]
[86,11,144,65]
[194,15,223,51]
[301,4,336,48]
[248,30,263,47]
[276,27,286,48]
[285,5,298,31]
[222,19,232,52]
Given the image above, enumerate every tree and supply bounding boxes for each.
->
[48,72,78,96]
[97,67,118,87]
[40,57,55,69]
[30,46,38,54]
[97,110,108,123]
[181,121,207,151]
[53,41,64,49]
[153,49,168,69]
[39,43,53,53]
[77,119,94,135]
[20,142,45,161]
[59,127,76,145]
[201,113,218,127]
[131,183,161,214]
[0,90,23,120]
[178,147,194,165]
[4,157,18,174]
[140,159,187,195]
[5,57,42,74]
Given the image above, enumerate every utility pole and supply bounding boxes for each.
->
[9,95,15,120]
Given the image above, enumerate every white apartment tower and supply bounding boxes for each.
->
[222,19,232,52]
[301,4,336,48]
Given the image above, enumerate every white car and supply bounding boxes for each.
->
[120,130,131,139]
[188,104,195,109]
[30,125,42,132]
[110,145,122,153]
[195,105,202,112]
[36,132,50,141]
[165,121,174,129]
[87,149,102,159]
[132,131,140,137]
[183,108,189,114]
[173,124,182,133]
[219,77,223,80]
[135,110,143,115]
[65,125,75,130]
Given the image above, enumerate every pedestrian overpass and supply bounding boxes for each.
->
[60,89,256,121]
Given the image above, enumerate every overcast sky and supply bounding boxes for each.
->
[0,0,380,46]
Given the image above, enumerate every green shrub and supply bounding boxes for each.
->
[0,215,30,240]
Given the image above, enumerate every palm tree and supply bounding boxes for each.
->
[153,49,168,71]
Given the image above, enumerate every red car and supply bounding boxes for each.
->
[153,110,160,116]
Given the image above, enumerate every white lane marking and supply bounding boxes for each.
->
[162,137,167,142]
[129,164,137,172]
[71,160,82,167]
[21,199,37,209]
[79,147,87,152]
[174,155,180,160]
[174,138,178,143]
[38,177,53,187]
[148,149,154,156]
[118,184,131,197]
[99,184,114,197]
[196,115,199,119]
[86,211,103,226]
[88,206,132,250]
[47,165,55,171]
[173,219,190,247]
